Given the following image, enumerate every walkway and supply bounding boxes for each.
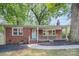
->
[27,44,79,50]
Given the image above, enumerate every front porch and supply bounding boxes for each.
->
[29,25,69,44]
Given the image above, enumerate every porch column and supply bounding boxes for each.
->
[65,26,68,40]
[28,35,30,44]
[37,27,39,42]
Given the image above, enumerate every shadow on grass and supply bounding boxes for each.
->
[0,44,28,52]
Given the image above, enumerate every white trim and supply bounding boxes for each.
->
[28,35,30,44]
[37,27,39,42]
[12,27,23,36]
[39,35,56,36]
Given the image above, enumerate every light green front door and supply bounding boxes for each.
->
[32,29,37,40]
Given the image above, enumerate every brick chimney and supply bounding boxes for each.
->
[56,19,62,40]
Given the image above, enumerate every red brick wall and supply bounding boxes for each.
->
[6,27,59,44]
[56,30,62,39]
[5,27,32,44]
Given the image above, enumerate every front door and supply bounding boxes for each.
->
[32,29,37,40]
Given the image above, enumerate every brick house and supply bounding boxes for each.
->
[1,20,65,44]
[0,21,67,44]
[4,25,62,44]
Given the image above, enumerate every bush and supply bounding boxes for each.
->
[62,34,66,38]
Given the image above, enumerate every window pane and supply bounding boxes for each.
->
[18,29,20,32]
[14,29,17,31]
[13,32,17,35]
[19,29,23,32]
[19,32,22,35]
[18,28,23,35]
[53,30,55,35]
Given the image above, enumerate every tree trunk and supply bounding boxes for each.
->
[16,20,19,25]
[70,4,79,42]
[38,19,41,25]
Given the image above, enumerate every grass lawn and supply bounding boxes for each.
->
[0,48,79,56]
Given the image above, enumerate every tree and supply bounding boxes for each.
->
[0,3,69,25]
[46,3,70,18]
[29,3,69,25]
[29,4,50,25]
[69,4,79,42]
[0,3,29,25]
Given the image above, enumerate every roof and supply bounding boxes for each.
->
[3,25,70,29]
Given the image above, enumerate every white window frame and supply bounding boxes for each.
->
[42,29,56,36]
[43,30,49,36]
[12,27,23,36]
[52,29,56,36]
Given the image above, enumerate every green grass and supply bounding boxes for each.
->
[0,48,79,56]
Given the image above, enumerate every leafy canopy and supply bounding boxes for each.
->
[0,3,29,25]
[0,3,70,25]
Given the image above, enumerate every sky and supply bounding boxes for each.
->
[0,17,7,24]
[49,4,71,26]
[50,15,71,25]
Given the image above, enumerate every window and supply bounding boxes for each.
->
[12,27,23,36]
[52,30,56,35]
[49,30,56,36]
[43,30,49,36]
